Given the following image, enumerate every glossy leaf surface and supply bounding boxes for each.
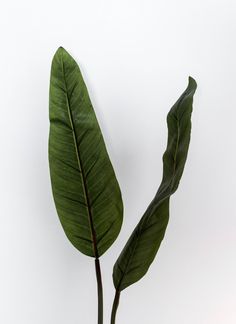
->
[113,77,197,290]
[49,47,123,258]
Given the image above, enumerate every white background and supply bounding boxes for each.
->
[1,0,236,323]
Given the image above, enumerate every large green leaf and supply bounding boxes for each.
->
[113,77,197,291]
[49,47,123,258]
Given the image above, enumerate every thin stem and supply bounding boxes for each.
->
[110,290,120,324]
[95,258,103,324]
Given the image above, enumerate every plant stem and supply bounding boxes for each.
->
[110,290,120,324]
[95,258,103,324]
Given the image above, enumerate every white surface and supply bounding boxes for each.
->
[1,0,236,323]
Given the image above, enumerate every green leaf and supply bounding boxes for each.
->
[113,77,197,291]
[49,47,123,258]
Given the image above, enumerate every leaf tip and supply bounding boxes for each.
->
[54,46,68,56]
[51,46,73,70]
[188,76,197,90]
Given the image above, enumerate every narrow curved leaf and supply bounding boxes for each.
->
[49,47,123,258]
[113,77,197,291]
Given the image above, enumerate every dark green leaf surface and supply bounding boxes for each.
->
[49,47,123,258]
[113,77,197,291]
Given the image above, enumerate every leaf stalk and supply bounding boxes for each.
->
[95,258,103,324]
[110,290,120,324]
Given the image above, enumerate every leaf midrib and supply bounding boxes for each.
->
[170,118,180,193]
[61,57,98,258]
